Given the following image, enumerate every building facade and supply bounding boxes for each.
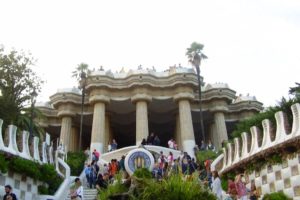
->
[37,67,263,156]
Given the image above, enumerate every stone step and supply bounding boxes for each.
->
[65,188,98,200]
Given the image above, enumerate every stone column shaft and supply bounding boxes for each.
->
[60,116,72,152]
[136,101,149,145]
[104,115,110,153]
[178,99,196,157]
[91,102,106,153]
[214,112,228,149]
[69,127,78,152]
[175,114,182,150]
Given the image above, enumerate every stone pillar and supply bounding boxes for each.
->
[175,113,182,150]
[174,93,196,157]
[214,111,228,149]
[131,94,152,146]
[104,115,110,153]
[90,95,110,154]
[60,117,72,151]
[209,122,218,149]
[69,127,78,152]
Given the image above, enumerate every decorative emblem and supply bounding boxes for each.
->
[124,148,155,175]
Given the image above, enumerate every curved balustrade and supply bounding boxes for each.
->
[0,118,71,200]
[211,103,300,174]
[275,111,289,143]
[291,103,300,137]
[232,138,240,164]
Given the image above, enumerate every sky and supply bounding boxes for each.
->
[0,0,300,107]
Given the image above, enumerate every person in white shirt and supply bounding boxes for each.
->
[212,171,222,200]
[168,138,175,149]
[71,178,83,200]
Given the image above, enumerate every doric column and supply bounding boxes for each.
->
[69,127,78,152]
[213,112,228,149]
[90,95,110,154]
[174,92,196,157]
[58,110,75,152]
[131,94,152,145]
[104,115,111,153]
[175,113,182,150]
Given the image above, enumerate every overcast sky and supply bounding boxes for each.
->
[1,0,300,107]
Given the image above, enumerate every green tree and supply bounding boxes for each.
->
[0,46,43,135]
[71,62,90,81]
[289,82,300,99]
[186,42,207,142]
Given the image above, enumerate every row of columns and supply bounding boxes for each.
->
[58,93,229,154]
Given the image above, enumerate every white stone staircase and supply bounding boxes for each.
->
[65,187,98,200]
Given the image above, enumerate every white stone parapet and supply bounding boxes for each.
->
[210,103,300,199]
[0,118,71,200]
[90,66,195,78]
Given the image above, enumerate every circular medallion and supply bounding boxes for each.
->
[124,148,155,175]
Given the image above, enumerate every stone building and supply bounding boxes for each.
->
[36,67,263,156]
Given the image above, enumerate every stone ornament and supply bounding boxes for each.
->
[124,148,155,176]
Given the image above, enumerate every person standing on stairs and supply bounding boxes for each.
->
[71,178,83,200]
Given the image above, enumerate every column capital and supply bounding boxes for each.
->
[57,110,76,118]
[89,94,110,105]
[209,106,228,113]
[173,92,194,102]
[131,94,152,104]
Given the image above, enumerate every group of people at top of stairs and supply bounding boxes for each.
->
[107,139,118,152]
[141,132,179,150]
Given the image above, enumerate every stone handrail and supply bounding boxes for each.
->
[0,119,71,200]
[211,103,300,174]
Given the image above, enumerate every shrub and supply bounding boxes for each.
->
[196,150,220,167]
[9,156,41,179]
[262,192,291,200]
[38,185,48,195]
[67,151,86,176]
[98,175,128,200]
[132,168,152,179]
[135,175,216,200]
[0,152,63,195]
[0,153,8,173]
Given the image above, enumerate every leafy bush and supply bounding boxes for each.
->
[132,168,152,179]
[9,156,41,179]
[38,185,48,195]
[262,192,291,200]
[39,164,63,195]
[0,153,8,173]
[67,151,86,176]
[137,175,216,200]
[0,152,62,195]
[196,150,220,167]
[98,175,128,200]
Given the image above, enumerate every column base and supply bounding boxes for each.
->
[182,139,196,158]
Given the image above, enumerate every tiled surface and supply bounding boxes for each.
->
[0,171,44,200]
[247,156,300,199]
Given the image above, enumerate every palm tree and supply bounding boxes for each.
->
[289,82,300,99]
[186,42,207,143]
[72,63,90,150]
[72,63,90,81]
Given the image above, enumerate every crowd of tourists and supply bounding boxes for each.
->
[71,137,260,200]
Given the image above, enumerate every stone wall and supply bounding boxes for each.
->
[211,103,300,199]
[0,171,44,200]
[246,155,300,199]
[0,118,71,200]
